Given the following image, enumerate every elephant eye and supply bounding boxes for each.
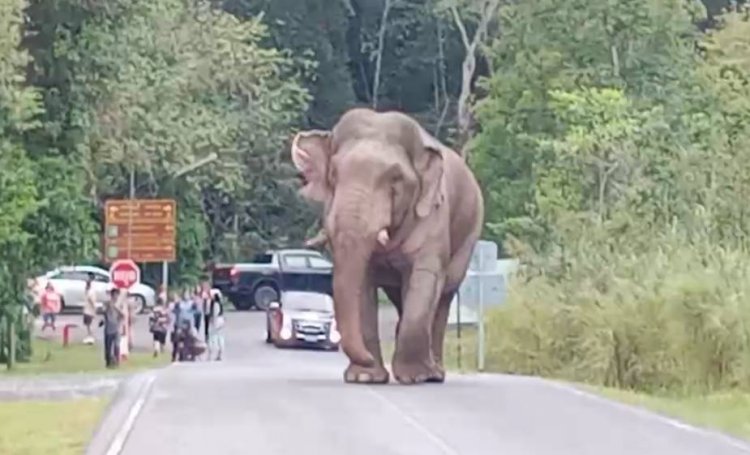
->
[328,167,337,185]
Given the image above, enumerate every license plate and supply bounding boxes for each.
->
[304,335,318,343]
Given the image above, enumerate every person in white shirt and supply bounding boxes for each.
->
[207,291,225,361]
[83,273,97,343]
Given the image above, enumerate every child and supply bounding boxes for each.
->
[148,301,169,357]
[39,283,61,332]
[207,290,225,361]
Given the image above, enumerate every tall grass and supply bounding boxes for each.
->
[485,235,750,394]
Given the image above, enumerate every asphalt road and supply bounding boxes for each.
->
[113,310,750,455]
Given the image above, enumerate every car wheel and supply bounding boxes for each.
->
[129,295,146,315]
[232,299,253,311]
[253,285,278,311]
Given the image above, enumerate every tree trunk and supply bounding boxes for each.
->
[434,18,450,137]
[372,0,393,109]
[450,0,500,159]
[8,320,15,370]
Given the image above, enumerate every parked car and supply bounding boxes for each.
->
[265,290,340,350]
[211,249,333,311]
[32,265,157,314]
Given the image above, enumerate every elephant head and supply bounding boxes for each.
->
[291,108,446,367]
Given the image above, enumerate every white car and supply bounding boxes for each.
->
[33,265,157,314]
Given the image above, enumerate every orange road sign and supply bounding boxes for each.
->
[103,199,176,263]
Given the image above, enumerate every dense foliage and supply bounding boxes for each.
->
[1,0,749,393]
[475,1,750,394]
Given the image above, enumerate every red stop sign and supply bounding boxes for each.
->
[109,259,140,289]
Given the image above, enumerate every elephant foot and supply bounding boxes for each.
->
[392,359,443,385]
[344,363,390,384]
[429,364,446,383]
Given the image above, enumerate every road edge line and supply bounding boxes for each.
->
[104,373,156,455]
[545,379,750,453]
[364,386,459,455]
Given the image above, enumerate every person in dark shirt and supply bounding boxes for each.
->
[99,288,125,368]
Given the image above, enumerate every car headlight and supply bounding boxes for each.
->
[280,313,292,340]
[329,319,341,343]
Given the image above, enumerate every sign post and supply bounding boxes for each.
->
[103,199,177,263]
[103,198,176,304]
[109,259,140,289]
[109,259,140,362]
[452,240,501,372]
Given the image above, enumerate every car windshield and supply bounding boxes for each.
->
[281,292,333,312]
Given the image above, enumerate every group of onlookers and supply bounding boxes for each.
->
[37,275,128,368]
[32,275,226,366]
[151,282,225,362]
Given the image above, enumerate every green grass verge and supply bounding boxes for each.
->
[587,386,750,441]
[0,396,110,455]
[1,338,170,375]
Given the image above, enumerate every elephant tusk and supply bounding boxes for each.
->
[304,229,328,248]
[377,229,389,246]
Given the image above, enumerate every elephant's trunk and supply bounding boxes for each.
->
[330,222,378,368]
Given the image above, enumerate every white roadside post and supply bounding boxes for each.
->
[474,240,499,372]
[449,240,503,372]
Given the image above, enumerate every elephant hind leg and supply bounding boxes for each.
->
[381,285,403,339]
[430,290,457,383]
[430,235,478,381]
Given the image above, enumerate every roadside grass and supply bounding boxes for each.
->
[584,386,750,441]
[0,396,110,455]
[0,338,169,375]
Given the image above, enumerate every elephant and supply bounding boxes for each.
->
[291,107,484,385]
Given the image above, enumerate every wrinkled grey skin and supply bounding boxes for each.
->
[292,107,483,385]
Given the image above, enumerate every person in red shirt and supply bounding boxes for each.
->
[40,283,62,331]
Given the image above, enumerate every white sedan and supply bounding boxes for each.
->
[32,265,157,314]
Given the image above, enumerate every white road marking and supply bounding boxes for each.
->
[105,374,156,455]
[543,378,750,454]
[366,386,459,455]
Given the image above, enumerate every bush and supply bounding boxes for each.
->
[485,235,750,395]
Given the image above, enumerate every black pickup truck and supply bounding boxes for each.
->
[211,249,333,311]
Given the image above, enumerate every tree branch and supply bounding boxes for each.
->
[452,0,500,158]
[450,6,472,50]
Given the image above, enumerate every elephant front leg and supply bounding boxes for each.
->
[345,286,389,384]
[392,267,444,384]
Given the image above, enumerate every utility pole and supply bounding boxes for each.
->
[128,167,135,259]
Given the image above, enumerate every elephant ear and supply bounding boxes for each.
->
[414,128,446,218]
[291,130,333,203]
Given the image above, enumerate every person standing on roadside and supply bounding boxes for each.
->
[148,300,169,357]
[207,290,225,361]
[83,273,97,343]
[190,286,202,334]
[172,290,195,362]
[199,281,212,342]
[39,283,61,332]
[100,287,125,368]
